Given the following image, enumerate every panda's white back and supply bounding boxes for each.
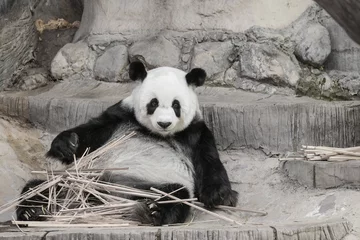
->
[91,123,195,197]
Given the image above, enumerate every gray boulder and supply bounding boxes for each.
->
[293,23,331,66]
[94,45,128,82]
[129,36,181,68]
[328,70,360,96]
[238,42,301,87]
[191,41,234,79]
[51,41,97,80]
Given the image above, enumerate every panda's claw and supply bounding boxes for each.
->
[17,206,47,222]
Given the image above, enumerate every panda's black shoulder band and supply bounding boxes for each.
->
[129,61,147,81]
[185,68,206,87]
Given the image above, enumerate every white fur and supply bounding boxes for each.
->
[125,67,202,136]
[92,124,195,197]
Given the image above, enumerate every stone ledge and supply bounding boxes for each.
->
[1,80,360,152]
[281,159,360,188]
[0,218,351,240]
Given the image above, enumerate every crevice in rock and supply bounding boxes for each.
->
[270,226,278,240]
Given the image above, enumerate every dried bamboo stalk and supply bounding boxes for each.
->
[150,187,243,226]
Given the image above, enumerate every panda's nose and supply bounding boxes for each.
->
[157,122,171,129]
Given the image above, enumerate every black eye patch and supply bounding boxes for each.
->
[147,98,158,115]
[172,100,181,118]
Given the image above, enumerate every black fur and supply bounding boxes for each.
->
[174,121,238,208]
[172,100,181,118]
[129,61,147,81]
[185,68,206,87]
[46,100,135,165]
[146,98,158,115]
[128,183,190,226]
[16,179,48,222]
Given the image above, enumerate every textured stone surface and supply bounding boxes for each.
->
[6,67,50,91]
[315,161,360,189]
[74,0,312,41]
[1,81,360,153]
[319,9,360,72]
[192,41,234,79]
[293,23,331,66]
[129,36,181,68]
[238,42,301,87]
[281,160,315,188]
[51,41,96,80]
[281,160,360,189]
[0,117,46,222]
[276,220,351,240]
[94,45,128,82]
[0,220,352,240]
[328,70,360,97]
[0,0,37,87]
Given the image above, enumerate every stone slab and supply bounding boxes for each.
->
[280,160,315,188]
[275,219,352,240]
[281,159,360,189]
[1,81,360,153]
[0,219,352,240]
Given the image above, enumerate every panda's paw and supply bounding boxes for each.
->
[200,184,239,209]
[47,131,79,164]
[132,200,163,226]
[16,206,47,222]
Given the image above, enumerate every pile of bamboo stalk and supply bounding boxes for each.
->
[0,132,266,228]
[280,145,360,162]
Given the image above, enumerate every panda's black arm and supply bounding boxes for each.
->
[189,122,238,208]
[46,100,135,165]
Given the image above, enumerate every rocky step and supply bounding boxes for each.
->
[281,159,360,189]
[1,80,360,153]
[0,218,352,240]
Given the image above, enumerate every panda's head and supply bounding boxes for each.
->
[127,61,206,136]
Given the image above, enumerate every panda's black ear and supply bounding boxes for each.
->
[129,61,147,81]
[185,68,206,87]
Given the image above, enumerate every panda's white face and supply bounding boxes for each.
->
[128,67,201,136]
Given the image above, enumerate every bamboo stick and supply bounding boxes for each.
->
[150,187,243,226]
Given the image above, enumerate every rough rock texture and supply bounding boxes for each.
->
[94,45,128,82]
[0,0,83,90]
[238,42,301,87]
[191,41,234,79]
[296,69,352,100]
[2,81,360,154]
[319,9,360,72]
[293,23,331,66]
[6,67,52,91]
[328,70,360,97]
[0,0,37,88]
[74,0,312,42]
[282,160,360,189]
[129,36,181,68]
[51,41,96,80]
[0,117,46,222]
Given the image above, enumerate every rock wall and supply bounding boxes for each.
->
[74,0,312,42]
[2,0,360,100]
[0,0,83,91]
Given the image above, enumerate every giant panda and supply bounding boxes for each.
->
[16,61,238,226]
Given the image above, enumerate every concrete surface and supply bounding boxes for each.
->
[1,80,360,153]
[0,219,352,240]
[74,0,312,41]
[0,117,50,222]
[282,159,360,189]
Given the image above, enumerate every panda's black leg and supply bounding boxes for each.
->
[130,183,190,226]
[16,179,50,222]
